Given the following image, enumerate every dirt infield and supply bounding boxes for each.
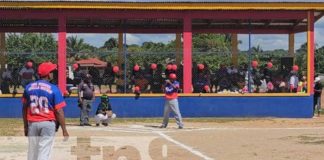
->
[1,117,324,160]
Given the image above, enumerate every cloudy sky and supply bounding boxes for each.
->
[68,17,324,51]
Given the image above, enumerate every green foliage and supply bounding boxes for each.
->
[4,33,324,75]
[6,33,57,66]
[315,46,324,73]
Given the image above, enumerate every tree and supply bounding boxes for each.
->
[6,33,57,66]
[101,38,118,50]
[67,36,96,53]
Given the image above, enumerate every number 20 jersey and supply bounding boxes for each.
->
[22,80,66,122]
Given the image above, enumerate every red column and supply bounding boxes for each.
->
[307,11,314,95]
[183,16,192,93]
[58,16,67,93]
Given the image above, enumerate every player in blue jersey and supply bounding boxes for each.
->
[160,73,184,129]
[22,62,69,160]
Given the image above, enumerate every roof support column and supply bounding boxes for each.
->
[0,33,6,70]
[231,33,238,67]
[288,33,295,60]
[58,15,67,93]
[175,33,182,65]
[118,33,123,66]
[183,16,192,93]
[307,11,315,94]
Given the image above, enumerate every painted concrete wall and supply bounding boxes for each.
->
[0,96,313,118]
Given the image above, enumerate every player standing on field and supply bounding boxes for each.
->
[160,73,184,129]
[22,62,69,160]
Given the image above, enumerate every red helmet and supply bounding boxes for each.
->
[134,86,140,92]
[166,64,172,70]
[197,64,205,70]
[133,64,140,71]
[267,62,273,69]
[169,73,177,79]
[72,63,78,70]
[292,65,299,71]
[151,63,157,70]
[251,60,258,68]
[113,66,119,73]
[172,64,177,70]
[203,85,209,91]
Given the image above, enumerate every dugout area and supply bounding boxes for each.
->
[0,0,323,118]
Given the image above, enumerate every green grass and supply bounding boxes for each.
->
[0,118,23,136]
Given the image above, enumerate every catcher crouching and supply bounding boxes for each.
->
[95,94,116,126]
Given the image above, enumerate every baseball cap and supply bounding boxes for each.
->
[315,77,321,83]
[38,62,57,77]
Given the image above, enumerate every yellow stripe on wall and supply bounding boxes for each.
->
[0,2,324,10]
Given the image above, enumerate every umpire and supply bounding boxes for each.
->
[22,62,69,160]
[78,74,95,126]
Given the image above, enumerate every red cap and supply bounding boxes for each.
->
[134,86,140,92]
[169,73,177,79]
[197,64,205,70]
[251,61,258,68]
[267,62,273,69]
[113,66,119,73]
[133,65,140,71]
[38,62,57,77]
[166,64,172,70]
[172,64,177,70]
[292,65,299,71]
[26,61,33,68]
[151,63,157,70]
[204,85,209,91]
[72,63,78,70]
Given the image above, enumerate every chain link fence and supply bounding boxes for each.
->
[0,49,308,95]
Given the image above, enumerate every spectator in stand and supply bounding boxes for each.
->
[263,62,273,83]
[134,74,149,93]
[19,61,35,88]
[227,63,238,75]
[11,67,20,94]
[102,62,115,93]
[1,66,12,94]
[251,61,262,93]
[73,63,86,87]
[178,64,184,92]
[288,65,299,93]
[89,66,102,93]
[150,63,164,93]
[297,75,307,93]
[314,76,322,117]
[165,63,175,79]
[193,64,209,93]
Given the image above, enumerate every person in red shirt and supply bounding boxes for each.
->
[22,62,69,160]
[160,73,184,129]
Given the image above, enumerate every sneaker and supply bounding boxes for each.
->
[84,123,92,126]
[178,126,183,129]
[102,123,108,126]
[79,124,84,126]
[96,123,99,127]
[159,125,166,128]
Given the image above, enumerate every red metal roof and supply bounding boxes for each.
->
[76,58,107,67]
